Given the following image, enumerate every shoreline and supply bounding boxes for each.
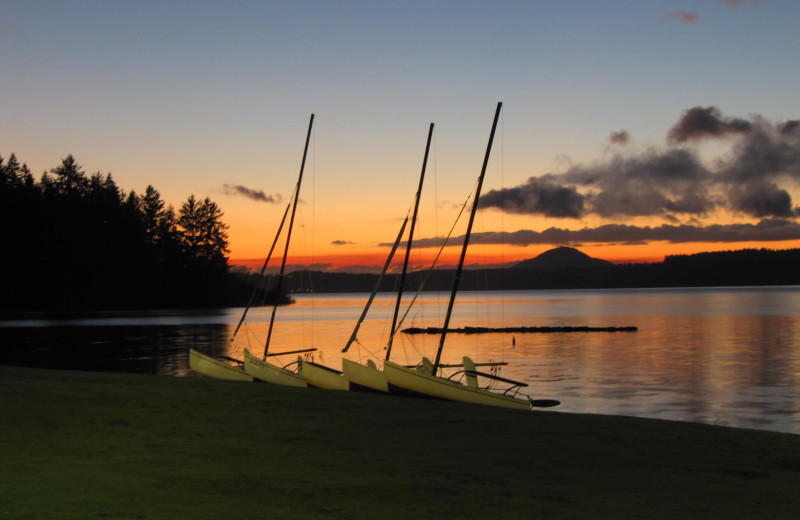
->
[2,364,799,519]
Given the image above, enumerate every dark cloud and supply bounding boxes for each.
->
[609,130,630,145]
[778,120,800,136]
[717,118,800,192]
[221,184,281,203]
[559,148,714,217]
[430,106,800,252]
[479,178,585,218]
[484,108,800,222]
[730,181,796,218]
[410,219,800,248]
[562,148,709,185]
[380,235,463,249]
[331,240,354,246]
[667,106,752,143]
[665,11,699,25]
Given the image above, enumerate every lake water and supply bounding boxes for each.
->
[1,286,799,434]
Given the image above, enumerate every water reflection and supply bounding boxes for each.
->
[0,311,234,378]
[1,287,798,434]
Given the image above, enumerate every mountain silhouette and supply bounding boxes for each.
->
[512,247,613,270]
[277,247,799,293]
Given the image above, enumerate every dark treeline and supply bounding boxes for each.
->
[280,248,800,294]
[1,153,240,311]
[4,152,797,310]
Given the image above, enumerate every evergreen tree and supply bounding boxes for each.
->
[20,164,35,191]
[176,194,231,305]
[1,153,22,188]
[39,170,57,197]
[177,195,229,267]
[51,154,88,196]
[177,194,203,261]
[140,185,174,247]
[198,197,230,270]
[88,172,122,208]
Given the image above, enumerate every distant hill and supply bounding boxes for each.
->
[279,248,800,293]
[513,247,613,270]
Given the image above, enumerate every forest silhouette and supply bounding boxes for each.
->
[0,153,252,311]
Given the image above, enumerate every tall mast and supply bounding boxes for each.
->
[432,102,502,376]
[386,122,434,360]
[263,113,314,359]
[231,200,292,340]
[341,213,409,353]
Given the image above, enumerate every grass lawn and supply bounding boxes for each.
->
[1,364,799,519]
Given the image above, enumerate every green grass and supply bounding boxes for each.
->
[1,364,799,519]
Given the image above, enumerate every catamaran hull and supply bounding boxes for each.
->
[341,358,388,393]
[243,349,307,388]
[383,360,530,410]
[301,360,350,391]
[189,348,253,382]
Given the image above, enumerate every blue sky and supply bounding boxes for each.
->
[2,0,799,268]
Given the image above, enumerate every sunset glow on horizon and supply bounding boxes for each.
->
[3,1,799,273]
[230,239,800,274]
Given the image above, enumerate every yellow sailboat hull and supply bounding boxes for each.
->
[341,358,388,393]
[189,348,253,382]
[300,359,350,391]
[243,349,307,388]
[383,358,531,410]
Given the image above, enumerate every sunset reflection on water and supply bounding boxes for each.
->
[229,287,800,433]
[1,287,798,433]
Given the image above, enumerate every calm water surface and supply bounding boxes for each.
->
[2,287,798,434]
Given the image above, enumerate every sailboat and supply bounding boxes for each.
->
[300,204,410,390]
[188,188,294,382]
[340,122,434,393]
[188,349,254,381]
[190,114,316,387]
[300,123,433,391]
[383,102,560,410]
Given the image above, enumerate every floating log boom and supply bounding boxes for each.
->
[403,325,638,334]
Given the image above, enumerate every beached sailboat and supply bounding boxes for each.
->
[188,200,292,381]
[301,204,410,390]
[340,122,434,393]
[301,124,428,390]
[383,102,560,410]
[188,348,254,381]
[243,113,317,386]
[190,114,316,386]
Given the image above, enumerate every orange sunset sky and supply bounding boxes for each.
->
[3,1,799,273]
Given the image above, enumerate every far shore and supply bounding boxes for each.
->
[2,364,799,519]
